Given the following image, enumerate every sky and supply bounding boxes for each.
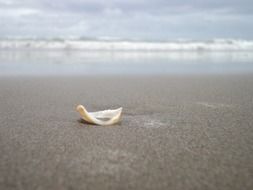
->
[0,0,253,40]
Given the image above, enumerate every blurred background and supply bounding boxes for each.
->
[0,0,253,75]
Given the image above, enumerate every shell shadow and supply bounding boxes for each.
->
[77,118,96,126]
[77,118,122,127]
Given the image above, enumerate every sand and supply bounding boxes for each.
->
[0,75,253,190]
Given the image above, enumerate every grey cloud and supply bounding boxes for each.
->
[2,0,253,14]
[0,0,253,39]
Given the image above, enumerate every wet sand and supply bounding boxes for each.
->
[0,75,253,190]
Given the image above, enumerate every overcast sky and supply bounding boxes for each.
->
[0,0,253,40]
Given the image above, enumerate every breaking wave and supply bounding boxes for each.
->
[0,39,253,51]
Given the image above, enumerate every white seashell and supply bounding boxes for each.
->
[76,105,122,126]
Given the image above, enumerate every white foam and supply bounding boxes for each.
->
[1,39,253,51]
[197,102,233,109]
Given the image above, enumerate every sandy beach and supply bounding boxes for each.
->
[0,75,253,190]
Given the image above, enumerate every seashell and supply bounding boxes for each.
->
[76,105,122,126]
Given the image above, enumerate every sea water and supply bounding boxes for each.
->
[0,39,253,76]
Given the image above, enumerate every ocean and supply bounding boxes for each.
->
[0,38,253,76]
